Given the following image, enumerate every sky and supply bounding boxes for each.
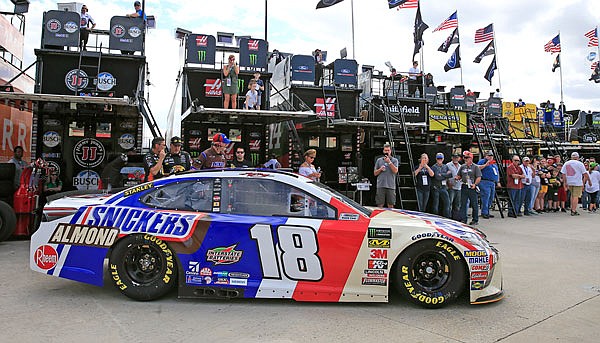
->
[3,0,600,137]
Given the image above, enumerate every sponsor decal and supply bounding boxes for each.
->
[206,244,243,265]
[215,277,229,285]
[190,130,202,136]
[65,69,89,92]
[123,182,153,197]
[470,271,488,281]
[471,264,490,271]
[369,249,388,259]
[228,272,250,278]
[229,278,248,286]
[314,97,336,118]
[120,121,136,129]
[47,161,61,176]
[186,275,205,285]
[96,72,117,91]
[187,261,200,275]
[73,170,101,190]
[110,263,127,290]
[128,26,142,38]
[204,79,222,97]
[33,245,58,270]
[464,250,487,257]
[471,281,484,290]
[339,213,359,221]
[189,137,202,150]
[368,239,390,248]
[249,139,261,151]
[368,228,392,239]
[363,269,387,278]
[368,259,388,270]
[200,267,212,276]
[435,241,462,261]
[196,35,208,46]
[46,19,61,33]
[43,131,61,148]
[296,65,311,72]
[49,224,119,248]
[361,277,387,286]
[111,24,126,38]
[411,232,454,242]
[42,153,61,159]
[248,39,259,51]
[83,206,201,240]
[73,138,105,168]
[213,271,229,278]
[468,256,489,264]
[64,21,78,34]
[44,119,62,127]
[118,133,135,150]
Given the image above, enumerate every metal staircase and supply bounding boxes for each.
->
[321,84,340,127]
[75,49,102,95]
[137,94,163,139]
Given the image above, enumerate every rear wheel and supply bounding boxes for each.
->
[108,234,178,301]
[393,240,466,308]
[0,201,17,242]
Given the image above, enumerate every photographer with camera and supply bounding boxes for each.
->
[374,144,399,208]
[223,54,240,109]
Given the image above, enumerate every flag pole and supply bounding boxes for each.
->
[264,0,268,41]
[557,31,566,140]
[491,24,502,90]
[456,10,463,85]
[351,0,356,59]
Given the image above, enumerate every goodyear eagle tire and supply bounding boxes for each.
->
[0,201,17,242]
[393,240,466,308]
[109,234,178,301]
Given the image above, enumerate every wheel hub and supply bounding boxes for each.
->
[413,252,450,291]
[138,253,156,271]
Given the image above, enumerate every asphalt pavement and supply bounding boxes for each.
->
[1,209,599,343]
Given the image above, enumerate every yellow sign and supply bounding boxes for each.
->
[428,109,468,133]
[503,102,537,121]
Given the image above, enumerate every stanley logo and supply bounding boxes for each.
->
[50,224,119,248]
[368,239,390,248]
[124,182,154,197]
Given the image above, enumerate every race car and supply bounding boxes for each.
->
[30,169,503,308]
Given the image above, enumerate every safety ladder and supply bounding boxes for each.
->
[75,49,102,96]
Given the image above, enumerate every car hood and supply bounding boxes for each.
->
[368,208,480,237]
[45,193,109,209]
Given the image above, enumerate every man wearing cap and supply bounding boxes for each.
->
[455,151,482,225]
[561,152,591,216]
[431,153,452,218]
[144,137,166,182]
[477,151,500,219]
[520,157,535,216]
[446,153,463,218]
[506,155,525,217]
[164,136,192,175]
[127,1,145,19]
[193,133,230,169]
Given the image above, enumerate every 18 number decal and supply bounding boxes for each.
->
[250,224,323,281]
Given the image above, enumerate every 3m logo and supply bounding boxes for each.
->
[368,239,390,248]
[369,249,388,259]
[204,79,222,97]
[248,39,259,51]
[314,98,336,118]
[196,35,208,47]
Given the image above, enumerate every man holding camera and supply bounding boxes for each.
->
[374,144,399,208]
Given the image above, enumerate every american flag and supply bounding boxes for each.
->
[433,11,458,32]
[585,28,598,47]
[392,0,418,10]
[474,24,494,43]
[544,34,561,53]
[592,61,598,70]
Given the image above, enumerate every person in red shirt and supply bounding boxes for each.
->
[506,155,525,217]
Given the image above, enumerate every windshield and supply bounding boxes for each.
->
[311,182,373,217]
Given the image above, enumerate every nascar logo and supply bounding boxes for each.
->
[81,206,201,240]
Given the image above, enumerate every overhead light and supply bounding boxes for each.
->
[175,27,191,40]
[11,0,29,14]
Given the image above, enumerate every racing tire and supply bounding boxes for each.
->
[0,201,17,242]
[392,240,466,308]
[108,234,178,301]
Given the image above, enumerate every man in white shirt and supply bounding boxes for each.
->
[408,61,422,97]
[560,152,591,216]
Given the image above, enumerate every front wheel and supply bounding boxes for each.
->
[393,240,466,308]
[109,234,178,301]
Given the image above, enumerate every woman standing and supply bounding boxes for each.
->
[223,54,239,109]
[299,149,321,181]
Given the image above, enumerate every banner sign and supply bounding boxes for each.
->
[487,97,502,116]
[291,55,315,82]
[502,102,537,122]
[392,99,427,124]
[449,87,466,109]
[109,16,144,52]
[43,10,80,47]
[186,34,216,65]
[239,38,268,69]
[333,59,358,86]
[428,109,467,133]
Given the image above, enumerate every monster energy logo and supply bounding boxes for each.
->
[368,228,392,239]
[238,79,245,92]
[249,53,257,65]
[198,50,206,62]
